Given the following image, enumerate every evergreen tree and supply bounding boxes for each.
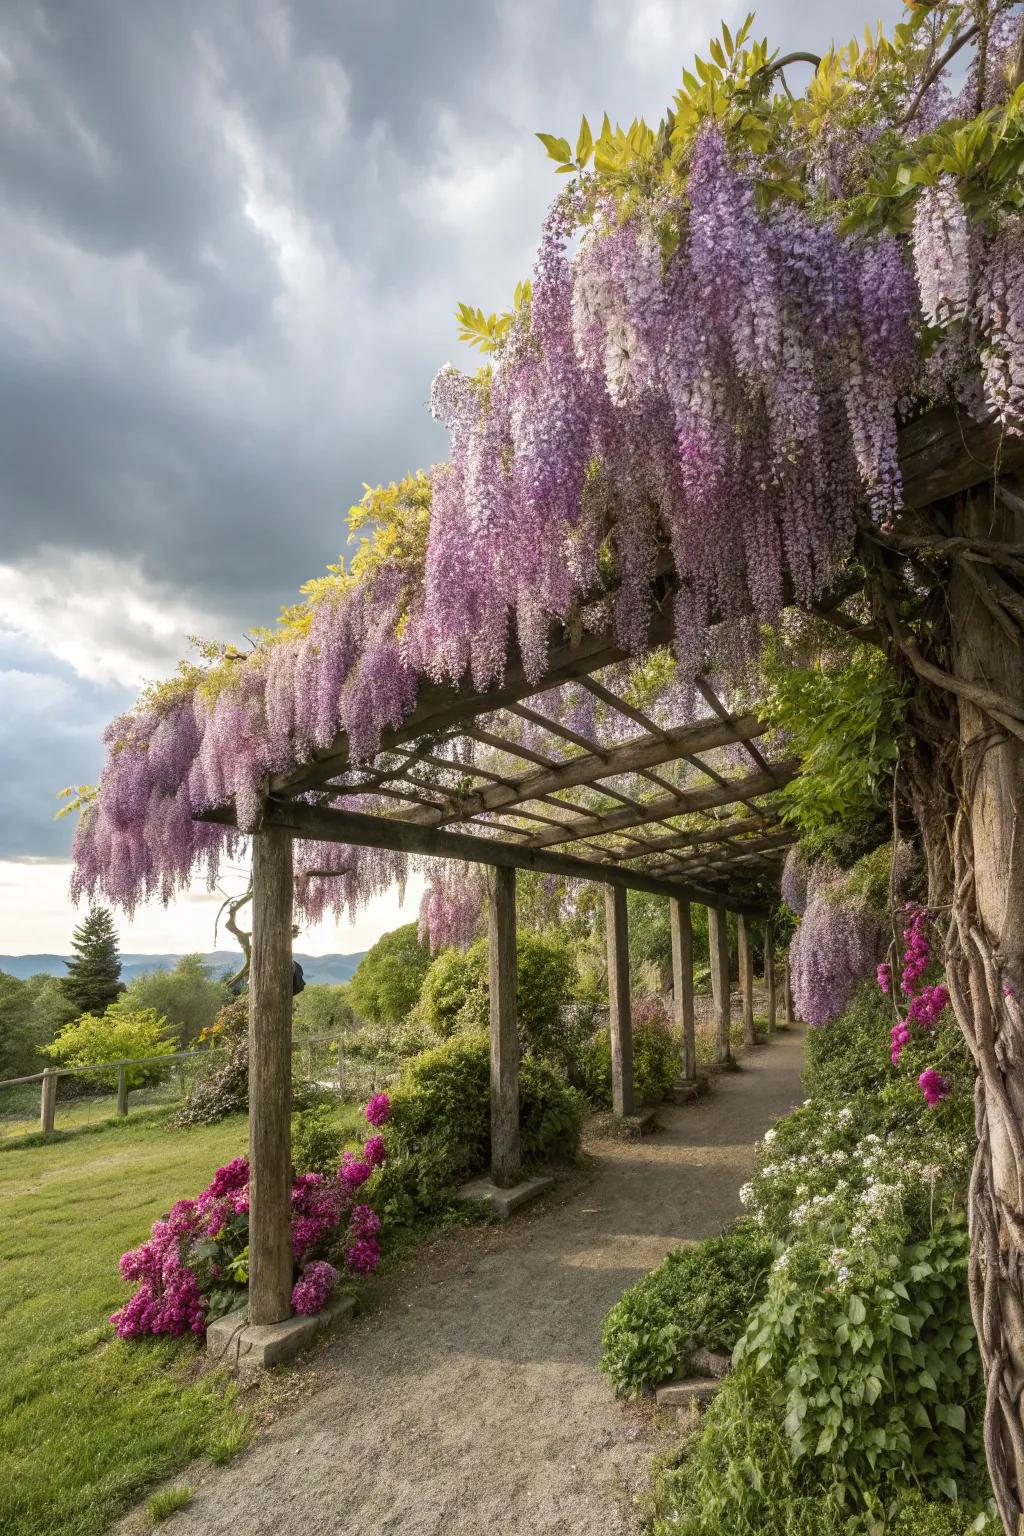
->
[62,907,124,1017]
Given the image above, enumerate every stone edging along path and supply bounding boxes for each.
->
[125,1027,806,1536]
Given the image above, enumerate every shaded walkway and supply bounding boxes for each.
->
[162,1029,805,1536]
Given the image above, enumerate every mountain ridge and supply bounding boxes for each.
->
[0,952,366,986]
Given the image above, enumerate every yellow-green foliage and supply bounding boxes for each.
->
[43,1001,175,1091]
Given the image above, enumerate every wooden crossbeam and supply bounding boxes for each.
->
[694,677,774,776]
[520,763,798,848]
[577,675,669,741]
[606,813,787,861]
[653,829,796,874]
[199,798,764,914]
[506,702,606,759]
[397,712,767,828]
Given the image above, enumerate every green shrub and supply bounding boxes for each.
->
[581,1006,681,1108]
[42,1001,174,1090]
[600,1224,774,1397]
[292,1103,344,1175]
[372,1032,583,1225]
[348,922,431,1026]
[417,932,580,1067]
[177,998,323,1128]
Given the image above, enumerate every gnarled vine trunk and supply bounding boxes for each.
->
[946,481,1024,1535]
[875,474,1024,1532]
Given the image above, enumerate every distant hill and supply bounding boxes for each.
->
[0,951,366,986]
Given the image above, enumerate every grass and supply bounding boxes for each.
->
[147,1487,193,1523]
[0,1098,361,1536]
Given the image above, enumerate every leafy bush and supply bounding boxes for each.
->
[123,955,229,1048]
[371,1031,582,1225]
[600,1224,774,1397]
[177,998,322,1127]
[639,970,990,1533]
[348,923,431,1026]
[292,1104,345,1176]
[417,931,580,1067]
[581,1002,681,1108]
[42,1001,174,1090]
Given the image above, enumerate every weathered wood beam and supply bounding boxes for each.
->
[522,763,798,848]
[397,712,767,829]
[670,897,696,1083]
[694,677,774,777]
[606,814,784,861]
[898,404,1024,509]
[765,923,777,1031]
[653,828,797,875]
[202,797,765,913]
[248,826,295,1326]
[578,675,668,741]
[605,885,634,1117]
[507,701,607,759]
[488,866,520,1187]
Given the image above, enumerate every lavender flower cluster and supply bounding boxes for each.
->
[72,66,1024,922]
[789,866,885,1028]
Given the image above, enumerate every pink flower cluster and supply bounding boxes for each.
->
[292,1260,338,1316]
[365,1093,391,1128]
[879,905,953,1102]
[114,1098,390,1340]
[918,1069,951,1108]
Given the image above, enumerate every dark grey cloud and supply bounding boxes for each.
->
[0,0,903,861]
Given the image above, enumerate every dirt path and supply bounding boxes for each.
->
[159,1029,805,1536]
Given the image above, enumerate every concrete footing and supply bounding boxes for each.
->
[206,1291,354,1371]
[666,1076,710,1105]
[655,1376,722,1407]
[455,1174,554,1219]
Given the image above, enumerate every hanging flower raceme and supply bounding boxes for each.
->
[71,65,1023,923]
[418,863,486,952]
[877,904,952,1089]
[788,865,886,1028]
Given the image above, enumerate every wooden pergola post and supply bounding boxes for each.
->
[248,825,295,1326]
[605,885,635,1116]
[669,896,696,1083]
[765,923,777,1032]
[488,865,520,1188]
[738,914,756,1049]
[708,901,732,1066]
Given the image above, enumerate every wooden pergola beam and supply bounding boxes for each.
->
[394,712,768,829]
[200,797,767,913]
[520,763,798,848]
[604,813,784,861]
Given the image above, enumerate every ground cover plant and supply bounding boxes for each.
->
[629,981,997,1535]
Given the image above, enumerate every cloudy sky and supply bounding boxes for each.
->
[0,0,902,957]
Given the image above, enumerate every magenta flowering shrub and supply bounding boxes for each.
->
[878,904,953,1104]
[291,1260,338,1316]
[365,1092,391,1128]
[113,1103,390,1341]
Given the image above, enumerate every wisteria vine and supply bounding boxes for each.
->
[71,12,1024,928]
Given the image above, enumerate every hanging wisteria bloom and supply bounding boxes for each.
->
[68,28,1023,925]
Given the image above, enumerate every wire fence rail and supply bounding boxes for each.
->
[0,1032,381,1145]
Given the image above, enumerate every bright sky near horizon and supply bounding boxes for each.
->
[0,0,903,955]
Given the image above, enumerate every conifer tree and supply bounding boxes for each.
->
[62,906,124,1017]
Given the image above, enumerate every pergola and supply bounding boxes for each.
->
[203,403,1019,1328]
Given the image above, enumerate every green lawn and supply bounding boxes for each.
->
[0,1103,359,1536]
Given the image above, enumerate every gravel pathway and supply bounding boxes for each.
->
[143,1028,805,1536]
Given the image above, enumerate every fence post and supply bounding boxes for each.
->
[40,1069,57,1134]
[337,1036,346,1097]
[116,1063,128,1117]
